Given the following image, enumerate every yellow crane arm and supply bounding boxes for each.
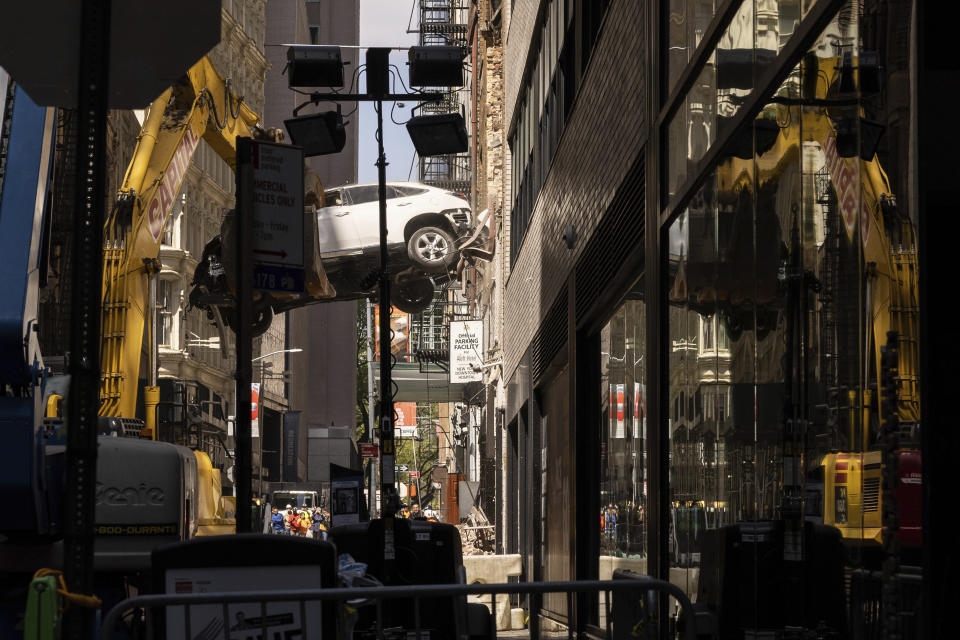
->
[100,56,267,422]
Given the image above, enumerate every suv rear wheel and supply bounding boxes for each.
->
[408,226,455,272]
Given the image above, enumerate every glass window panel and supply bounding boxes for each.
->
[715,0,755,125]
[599,278,647,583]
[665,0,719,95]
[665,57,715,199]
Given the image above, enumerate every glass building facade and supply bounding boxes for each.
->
[656,0,921,632]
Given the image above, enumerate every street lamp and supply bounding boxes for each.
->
[253,347,302,496]
[253,348,303,362]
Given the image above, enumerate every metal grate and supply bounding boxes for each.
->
[530,289,568,384]
[574,150,646,326]
[863,476,880,512]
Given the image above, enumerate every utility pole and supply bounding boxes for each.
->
[366,300,378,517]
[235,137,254,533]
[63,0,109,636]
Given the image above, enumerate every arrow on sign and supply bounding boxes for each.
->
[254,249,288,259]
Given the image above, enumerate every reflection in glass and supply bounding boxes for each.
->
[662,1,921,630]
[666,0,719,94]
[599,281,647,567]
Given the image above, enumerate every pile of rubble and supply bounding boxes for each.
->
[457,507,496,555]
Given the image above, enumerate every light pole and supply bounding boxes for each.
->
[253,348,302,497]
[283,44,467,518]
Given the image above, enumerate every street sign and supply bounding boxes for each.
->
[449,320,483,383]
[395,464,410,472]
[249,141,305,293]
[395,426,417,439]
[409,471,421,479]
[359,443,379,459]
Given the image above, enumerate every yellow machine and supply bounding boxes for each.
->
[195,449,237,536]
[99,56,279,436]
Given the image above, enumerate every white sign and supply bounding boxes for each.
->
[249,141,305,292]
[449,320,483,383]
[395,426,417,438]
[165,566,326,638]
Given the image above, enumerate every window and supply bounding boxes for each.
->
[323,189,343,206]
[162,212,174,246]
[394,185,428,197]
[158,279,176,347]
[509,0,583,265]
[309,26,320,45]
[345,185,379,204]
[598,281,647,564]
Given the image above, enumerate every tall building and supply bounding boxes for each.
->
[264,0,361,484]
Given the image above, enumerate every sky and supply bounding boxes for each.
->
[357,0,421,185]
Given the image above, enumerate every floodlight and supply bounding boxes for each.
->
[286,46,344,88]
[833,117,885,160]
[406,113,468,156]
[834,118,858,158]
[408,46,464,87]
[284,111,346,157]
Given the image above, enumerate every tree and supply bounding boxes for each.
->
[394,404,441,508]
[355,298,371,441]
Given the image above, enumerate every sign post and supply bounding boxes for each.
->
[250,141,305,293]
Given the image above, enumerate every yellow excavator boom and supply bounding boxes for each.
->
[99,56,268,423]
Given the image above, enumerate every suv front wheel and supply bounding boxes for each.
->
[407,226,455,272]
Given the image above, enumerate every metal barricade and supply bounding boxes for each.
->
[100,579,697,640]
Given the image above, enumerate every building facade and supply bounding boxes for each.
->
[152,1,274,490]
[482,0,930,635]
[264,0,361,484]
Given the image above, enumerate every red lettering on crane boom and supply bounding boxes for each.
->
[147,128,200,243]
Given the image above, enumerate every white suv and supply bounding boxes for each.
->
[189,182,482,335]
[318,182,473,269]
[316,182,478,311]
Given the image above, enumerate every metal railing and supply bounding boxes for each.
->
[101,578,696,640]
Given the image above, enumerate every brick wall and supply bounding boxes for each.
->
[502,0,647,381]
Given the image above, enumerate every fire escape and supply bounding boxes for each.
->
[417,0,471,195]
